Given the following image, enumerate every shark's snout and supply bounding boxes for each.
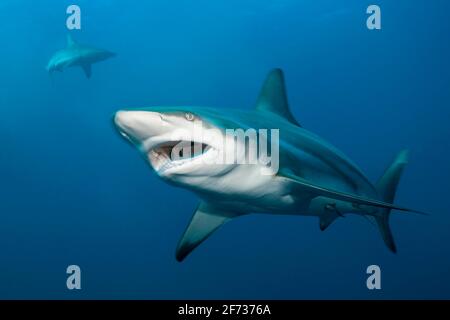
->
[114,111,140,143]
[114,111,133,145]
[114,110,165,145]
[114,110,130,131]
[46,62,55,73]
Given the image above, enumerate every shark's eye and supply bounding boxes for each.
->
[185,113,195,121]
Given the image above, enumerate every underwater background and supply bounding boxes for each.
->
[0,0,449,299]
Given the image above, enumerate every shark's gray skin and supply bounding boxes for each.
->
[114,69,423,262]
[47,35,115,78]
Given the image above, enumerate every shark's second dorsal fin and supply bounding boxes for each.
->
[255,68,301,127]
[176,202,235,262]
[67,34,77,48]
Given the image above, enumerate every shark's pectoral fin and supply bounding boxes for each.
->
[176,202,234,262]
[81,64,92,78]
[255,68,301,127]
[278,170,425,214]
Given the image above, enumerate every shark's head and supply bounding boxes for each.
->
[46,52,66,73]
[114,107,245,189]
[46,48,79,74]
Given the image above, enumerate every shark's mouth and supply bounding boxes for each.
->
[148,140,212,174]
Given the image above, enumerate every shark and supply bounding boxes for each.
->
[47,35,115,78]
[113,68,424,262]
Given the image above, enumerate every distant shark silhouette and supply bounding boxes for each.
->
[47,35,115,78]
[114,69,425,262]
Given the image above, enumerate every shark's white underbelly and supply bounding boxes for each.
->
[187,164,312,215]
[189,163,376,218]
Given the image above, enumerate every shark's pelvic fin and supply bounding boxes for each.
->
[255,68,301,127]
[319,203,344,231]
[278,170,424,214]
[67,34,77,48]
[176,202,231,262]
[319,211,340,231]
[81,64,92,79]
[372,149,410,253]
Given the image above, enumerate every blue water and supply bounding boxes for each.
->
[0,0,449,299]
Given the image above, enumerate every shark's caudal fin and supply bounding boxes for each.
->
[176,203,236,262]
[280,152,423,252]
[372,150,410,253]
[255,69,302,127]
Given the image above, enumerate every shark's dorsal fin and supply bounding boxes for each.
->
[278,170,425,214]
[176,203,233,262]
[255,68,301,127]
[67,34,77,48]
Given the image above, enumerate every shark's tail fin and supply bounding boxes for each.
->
[372,149,410,253]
